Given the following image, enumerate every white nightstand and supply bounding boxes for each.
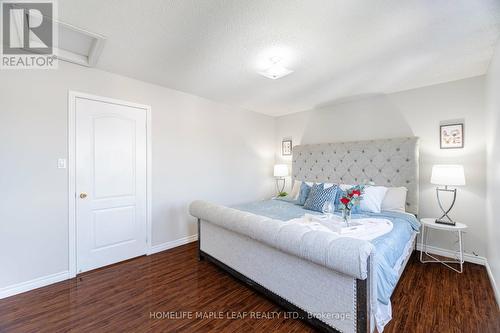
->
[419,218,467,273]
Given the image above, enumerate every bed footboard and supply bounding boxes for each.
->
[198,219,371,333]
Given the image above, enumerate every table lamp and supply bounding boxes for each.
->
[273,164,289,197]
[430,165,465,226]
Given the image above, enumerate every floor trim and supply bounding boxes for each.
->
[147,234,198,255]
[417,243,499,308]
[416,243,486,266]
[0,271,70,300]
[0,235,198,300]
[0,239,495,312]
[485,261,500,309]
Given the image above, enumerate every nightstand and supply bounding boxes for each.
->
[419,218,467,273]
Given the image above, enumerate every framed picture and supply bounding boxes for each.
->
[440,123,464,149]
[282,139,292,156]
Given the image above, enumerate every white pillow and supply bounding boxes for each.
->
[381,187,408,212]
[339,184,354,191]
[290,180,302,200]
[360,186,388,213]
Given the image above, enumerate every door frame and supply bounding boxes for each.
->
[68,91,152,278]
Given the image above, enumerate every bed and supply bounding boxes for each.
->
[189,137,420,333]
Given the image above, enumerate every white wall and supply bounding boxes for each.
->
[0,59,492,294]
[486,40,500,303]
[0,62,275,289]
[275,76,487,257]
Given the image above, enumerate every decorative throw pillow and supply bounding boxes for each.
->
[297,182,313,205]
[334,188,343,208]
[304,183,338,212]
[359,186,388,213]
[381,187,408,212]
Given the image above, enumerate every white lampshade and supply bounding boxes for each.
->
[431,165,466,186]
[273,164,289,177]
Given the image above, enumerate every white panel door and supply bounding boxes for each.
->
[75,97,147,273]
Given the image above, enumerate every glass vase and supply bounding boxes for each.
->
[342,209,352,227]
[322,201,334,219]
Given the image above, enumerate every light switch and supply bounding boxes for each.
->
[58,158,67,169]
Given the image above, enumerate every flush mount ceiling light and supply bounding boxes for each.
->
[258,56,293,80]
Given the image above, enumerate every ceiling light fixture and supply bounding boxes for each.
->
[258,56,293,80]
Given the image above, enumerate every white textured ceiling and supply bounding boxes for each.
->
[59,0,500,116]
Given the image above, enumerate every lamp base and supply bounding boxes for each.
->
[275,178,286,196]
[435,219,456,226]
[435,187,457,227]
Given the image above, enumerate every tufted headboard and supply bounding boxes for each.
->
[292,137,420,214]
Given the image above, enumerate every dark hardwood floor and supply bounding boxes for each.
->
[0,242,498,333]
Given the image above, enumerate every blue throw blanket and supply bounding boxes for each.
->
[232,199,420,305]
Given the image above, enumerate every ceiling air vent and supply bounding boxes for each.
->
[57,22,106,67]
[5,6,106,67]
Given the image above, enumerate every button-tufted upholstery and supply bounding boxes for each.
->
[292,137,420,215]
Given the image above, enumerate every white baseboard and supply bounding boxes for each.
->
[408,243,500,308]
[485,261,500,309]
[1,237,496,311]
[0,235,198,300]
[147,234,198,255]
[416,243,486,265]
[0,271,70,300]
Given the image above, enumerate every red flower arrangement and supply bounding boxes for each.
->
[339,185,365,212]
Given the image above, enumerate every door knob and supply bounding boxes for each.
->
[80,193,88,199]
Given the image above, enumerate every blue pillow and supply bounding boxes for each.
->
[304,184,338,212]
[335,187,361,213]
[297,182,314,206]
[333,188,344,207]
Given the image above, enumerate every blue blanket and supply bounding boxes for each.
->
[232,199,420,305]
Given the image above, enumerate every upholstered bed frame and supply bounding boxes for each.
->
[190,137,419,333]
[292,137,419,214]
